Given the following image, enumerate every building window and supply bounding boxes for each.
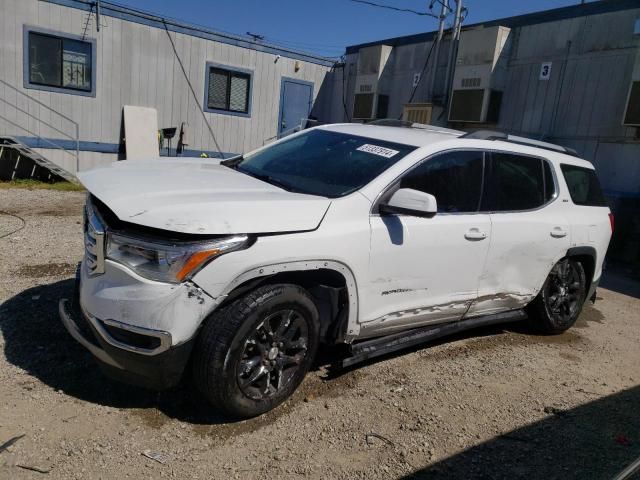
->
[26,30,93,94]
[205,64,251,115]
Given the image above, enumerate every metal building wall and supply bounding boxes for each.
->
[497,8,640,264]
[0,0,335,173]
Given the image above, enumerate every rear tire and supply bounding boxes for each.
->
[192,284,320,418]
[528,258,587,334]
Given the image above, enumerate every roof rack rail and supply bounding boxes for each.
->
[461,130,579,157]
[367,119,461,135]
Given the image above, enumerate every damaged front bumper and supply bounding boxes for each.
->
[57,260,216,390]
[59,298,195,389]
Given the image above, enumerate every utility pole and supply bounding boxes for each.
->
[428,0,448,101]
[443,0,464,120]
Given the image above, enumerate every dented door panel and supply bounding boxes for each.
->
[468,206,570,316]
[362,213,492,333]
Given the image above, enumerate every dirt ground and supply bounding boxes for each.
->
[1,187,639,480]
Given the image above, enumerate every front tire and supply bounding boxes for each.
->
[529,258,587,334]
[192,284,320,418]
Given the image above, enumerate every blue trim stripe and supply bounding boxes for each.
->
[42,0,337,67]
[18,136,118,153]
[16,136,237,159]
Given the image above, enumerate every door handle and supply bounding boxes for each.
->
[550,227,567,238]
[464,228,487,241]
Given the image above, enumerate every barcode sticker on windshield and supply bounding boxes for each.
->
[356,144,399,158]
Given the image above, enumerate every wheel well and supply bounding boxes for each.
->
[567,253,595,293]
[217,269,350,344]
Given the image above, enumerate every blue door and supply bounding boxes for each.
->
[279,79,313,137]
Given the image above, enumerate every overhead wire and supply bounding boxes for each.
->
[398,38,437,119]
[340,59,351,122]
[162,19,224,159]
[348,0,439,18]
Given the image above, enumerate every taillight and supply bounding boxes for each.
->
[609,212,614,233]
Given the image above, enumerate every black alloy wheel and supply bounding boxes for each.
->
[237,309,309,400]
[544,259,583,322]
[529,257,587,334]
[192,284,319,418]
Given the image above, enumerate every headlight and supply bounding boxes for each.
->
[106,233,249,283]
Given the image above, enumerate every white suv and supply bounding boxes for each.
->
[59,123,613,417]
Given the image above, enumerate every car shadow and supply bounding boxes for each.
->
[0,279,239,424]
[399,385,640,479]
[601,264,640,299]
[0,278,610,428]
[0,278,365,425]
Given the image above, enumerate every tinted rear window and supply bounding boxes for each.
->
[482,153,546,211]
[560,164,608,207]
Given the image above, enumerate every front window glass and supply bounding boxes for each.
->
[230,129,416,198]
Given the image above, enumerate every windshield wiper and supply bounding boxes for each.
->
[221,155,243,169]
[237,168,298,193]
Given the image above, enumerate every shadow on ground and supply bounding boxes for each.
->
[0,277,618,431]
[601,264,640,299]
[0,279,237,424]
[402,385,640,479]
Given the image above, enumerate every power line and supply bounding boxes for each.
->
[399,38,437,118]
[348,0,439,18]
[162,20,224,159]
[340,61,351,122]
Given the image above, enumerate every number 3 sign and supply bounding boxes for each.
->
[540,62,552,81]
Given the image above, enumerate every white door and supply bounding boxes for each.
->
[468,151,570,316]
[361,150,492,336]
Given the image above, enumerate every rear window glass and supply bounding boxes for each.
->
[560,164,608,207]
[482,153,545,211]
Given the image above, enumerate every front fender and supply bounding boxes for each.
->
[194,260,361,339]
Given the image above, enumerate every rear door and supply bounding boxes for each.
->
[362,150,492,335]
[468,151,570,316]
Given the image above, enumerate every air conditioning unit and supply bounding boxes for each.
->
[353,44,392,120]
[449,26,511,123]
[402,103,433,124]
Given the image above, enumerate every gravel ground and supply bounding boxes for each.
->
[1,187,639,480]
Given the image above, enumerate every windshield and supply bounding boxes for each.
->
[230,129,417,197]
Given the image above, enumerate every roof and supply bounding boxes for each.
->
[346,0,640,54]
[318,123,595,167]
[318,123,462,147]
[42,0,337,67]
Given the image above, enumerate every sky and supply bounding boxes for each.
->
[111,0,591,57]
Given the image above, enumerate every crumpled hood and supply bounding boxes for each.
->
[78,159,331,235]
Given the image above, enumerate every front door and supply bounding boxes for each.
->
[279,79,313,137]
[361,150,492,336]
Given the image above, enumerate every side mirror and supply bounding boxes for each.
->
[380,188,437,218]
